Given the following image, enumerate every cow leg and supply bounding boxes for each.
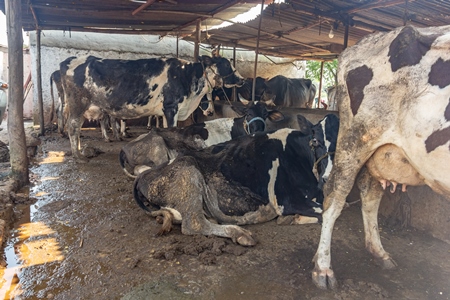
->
[312,155,368,289]
[100,117,112,142]
[178,171,255,246]
[358,167,397,269]
[109,116,122,141]
[68,116,88,162]
[120,120,130,138]
[137,158,256,246]
[147,116,153,130]
[56,97,66,136]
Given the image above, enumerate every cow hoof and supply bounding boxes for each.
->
[74,155,89,163]
[377,257,397,269]
[236,234,256,246]
[227,226,256,246]
[312,268,338,290]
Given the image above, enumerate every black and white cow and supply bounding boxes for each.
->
[313,25,450,290]
[261,75,317,108]
[59,55,244,161]
[132,114,339,245]
[51,69,125,142]
[119,101,285,178]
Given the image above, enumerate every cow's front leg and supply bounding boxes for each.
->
[68,116,88,162]
[358,168,397,269]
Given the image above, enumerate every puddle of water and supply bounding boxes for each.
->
[0,174,66,298]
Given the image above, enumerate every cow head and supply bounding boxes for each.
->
[240,102,284,134]
[199,55,245,89]
[297,114,340,191]
[198,95,214,117]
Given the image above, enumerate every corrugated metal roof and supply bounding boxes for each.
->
[1,0,450,60]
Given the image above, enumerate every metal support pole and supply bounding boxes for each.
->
[252,0,265,102]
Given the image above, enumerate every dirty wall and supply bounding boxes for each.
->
[28,31,306,124]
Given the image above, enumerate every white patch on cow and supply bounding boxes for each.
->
[162,207,182,222]
[203,118,234,147]
[293,215,319,224]
[66,56,89,77]
[313,206,323,214]
[176,66,215,122]
[267,128,294,150]
[267,158,284,215]
[321,121,333,180]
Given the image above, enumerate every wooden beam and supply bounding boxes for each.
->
[194,20,200,62]
[36,29,45,135]
[132,0,156,16]
[317,61,324,108]
[6,0,29,187]
[173,0,244,32]
[346,0,416,14]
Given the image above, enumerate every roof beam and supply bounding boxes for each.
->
[132,0,156,16]
[173,0,247,32]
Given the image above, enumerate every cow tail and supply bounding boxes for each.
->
[132,176,151,212]
[119,150,137,179]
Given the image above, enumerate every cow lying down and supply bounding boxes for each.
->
[133,114,339,245]
[119,102,284,178]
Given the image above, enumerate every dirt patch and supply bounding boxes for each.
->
[0,123,449,300]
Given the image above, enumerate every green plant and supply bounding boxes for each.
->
[305,59,338,89]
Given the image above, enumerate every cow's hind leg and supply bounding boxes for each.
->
[100,117,113,142]
[139,159,256,246]
[358,167,397,269]
[68,116,88,162]
[179,175,256,246]
[312,157,367,289]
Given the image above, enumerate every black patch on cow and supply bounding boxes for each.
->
[59,56,76,77]
[181,123,209,141]
[262,75,315,108]
[273,132,322,215]
[425,127,450,153]
[446,99,450,122]
[428,58,450,88]
[151,84,158,91]
[388,26,439,72]
[346,65,373,116]
[85,56,167,110]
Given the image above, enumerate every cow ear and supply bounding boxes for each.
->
[267,110,285,123]
[296,114,313,135]
[199,55,213,66]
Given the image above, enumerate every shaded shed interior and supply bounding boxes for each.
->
[1,0,450,60]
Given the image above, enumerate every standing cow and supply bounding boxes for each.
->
[51,69,125,142]
[261,75,317,108]
[59,55,244,161]
[133,114,339,245]
[313,25,450,289]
